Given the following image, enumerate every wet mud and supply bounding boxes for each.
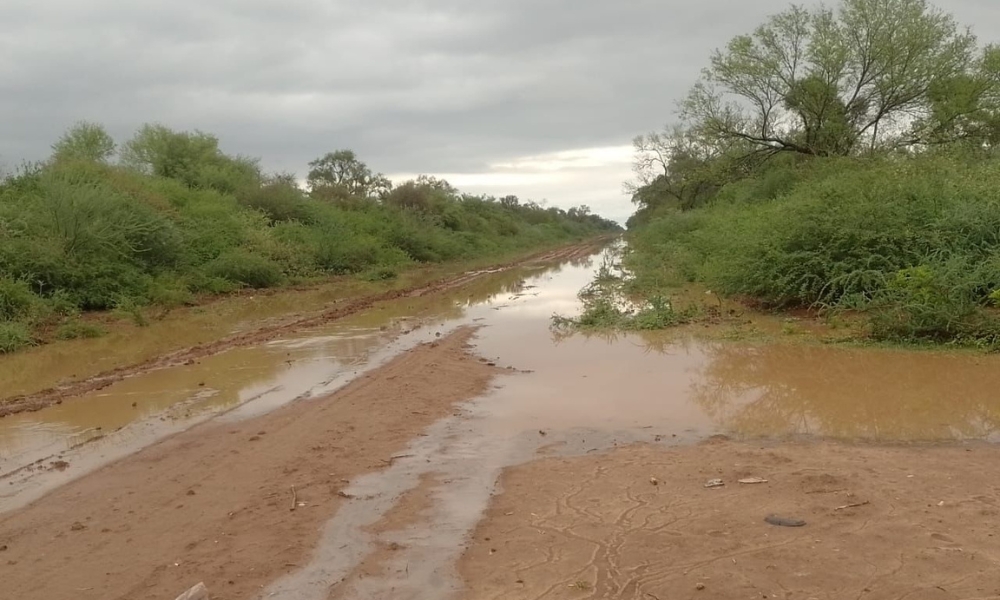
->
[2,239,1000,599]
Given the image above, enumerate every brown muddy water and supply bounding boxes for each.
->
[4,245,1000,598]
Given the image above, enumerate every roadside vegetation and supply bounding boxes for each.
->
[0,124,618,353]
[600,0,1000,348]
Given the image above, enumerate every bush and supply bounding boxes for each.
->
[0,278,38,321]
[0,122,620,354]
[206,250,284,289]
[0,321,33,353]
[625,153,1000,345]
[56,320,106,340]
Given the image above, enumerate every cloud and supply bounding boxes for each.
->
[2,0,999,221]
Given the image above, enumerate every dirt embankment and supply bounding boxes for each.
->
[0,239,605,418]
[0,328,499,600]
[460,441,1000,600]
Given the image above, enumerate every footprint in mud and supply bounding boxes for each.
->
[930,532,957,545]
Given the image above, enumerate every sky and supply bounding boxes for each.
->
[2,1,999,223]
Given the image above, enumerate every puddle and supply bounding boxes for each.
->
[0,261,564,510]
[262,249,1000,599]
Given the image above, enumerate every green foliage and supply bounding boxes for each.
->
[307,150,392,200]
[0,321,33,353]
[0,122,618,354]
[51,121,116,163]
[623,1,1000,348]
[56,320,106,340]
[237,181,314,224]
[0,277,38,321]
[206,250,285,289]
[682,0,988,158]
[120,124,261,193]
[553,253,699,331]
[626,152,1000,346]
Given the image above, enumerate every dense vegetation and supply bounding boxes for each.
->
[0,124,617,353]
[618,0,1000,347]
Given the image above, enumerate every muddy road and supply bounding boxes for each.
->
[2,242,1000,600]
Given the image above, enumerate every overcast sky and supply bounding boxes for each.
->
[2,1,999,223]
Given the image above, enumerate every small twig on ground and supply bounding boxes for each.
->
[381,454,415,465]
[290,485,297,511]
[835,500,870,511]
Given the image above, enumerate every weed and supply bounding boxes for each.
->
[56,319,106,340]
[0,321,33,353]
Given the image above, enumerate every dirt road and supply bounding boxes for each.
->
[3,242,1000,600]
[0,329,496,600]
[460,442,1000,600]
[0,240,601,418]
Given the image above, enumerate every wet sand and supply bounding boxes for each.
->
[0,329,497,600]
[459,442,1000,600]
[3,242,1000,599]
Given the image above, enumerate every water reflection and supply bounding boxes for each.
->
[689,341,1000,442]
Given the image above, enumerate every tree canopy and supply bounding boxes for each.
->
[306,150,392,200]
[629,0,1000,215]
[683,0,999,157]
[51,122,116,163]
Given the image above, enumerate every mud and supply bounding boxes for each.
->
[3,240,1000,600]
[0,329,498,600]
[460,442,1000,600]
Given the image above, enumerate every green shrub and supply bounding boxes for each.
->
[56,320,106,340]
[206,250,284,288]
[237,182,314,224]
[0,123,619,354]
[625,153,1000,345]
[0,321,33,353]
[0,278,38,321]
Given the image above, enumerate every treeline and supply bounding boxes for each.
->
[0,123,618,352]
[625,0,1000,346]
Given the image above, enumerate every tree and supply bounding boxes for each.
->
[119,124,260,192]
[499,194,520,209]
[414,174,457,194]
[51,121,116,163]
[629,125,749,212]
[306,150,392,200]
[682,0,993,158]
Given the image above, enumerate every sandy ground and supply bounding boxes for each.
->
[0,328,498,600]
[459,441,1000,600]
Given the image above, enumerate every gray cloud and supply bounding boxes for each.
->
[2,0,999,220]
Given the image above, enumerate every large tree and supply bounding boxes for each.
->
[682,0,998,157]
[306,150,392,200]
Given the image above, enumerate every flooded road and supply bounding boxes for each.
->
[4,242,1000,600]
[5,245,1000,507]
